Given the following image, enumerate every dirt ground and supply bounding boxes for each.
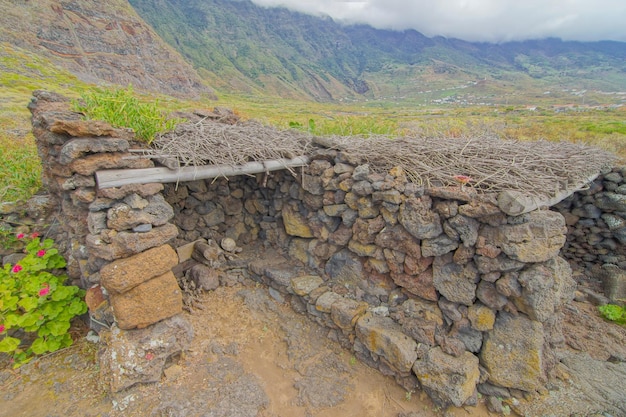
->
[1,275,625,417]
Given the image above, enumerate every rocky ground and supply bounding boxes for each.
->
[1,248,625,417]
[0,282,492,417]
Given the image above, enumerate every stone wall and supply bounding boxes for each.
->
[28,91,192,392]
[163,150,579,407]
[552,168,626,304]
[25,91,624,406]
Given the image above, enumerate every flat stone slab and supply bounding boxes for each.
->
[355,313,418,373]
[512,353,626,417]
[109,271,183,330]
[101,244,178,294]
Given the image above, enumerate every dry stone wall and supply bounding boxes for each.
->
[26,90,625,405]
[163,149,579,407]
[552,168,626,305]
[28,91,191,392]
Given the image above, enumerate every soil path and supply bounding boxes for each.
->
[1,280,625,417]
[0,282,492,417]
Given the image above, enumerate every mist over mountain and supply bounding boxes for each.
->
[129,0,626,102]
[250,0,626,44]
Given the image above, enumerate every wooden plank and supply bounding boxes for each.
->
[176,239,207,263]
[95,156,310,189]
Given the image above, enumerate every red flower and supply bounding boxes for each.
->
[0,324,5,334]
[453,175,472,184]
[16,233,25,239]
[38,287,50,297]
[31,232,39,238]
[145,352,155,361]
[12,264,23,273]
[37,250,46,257]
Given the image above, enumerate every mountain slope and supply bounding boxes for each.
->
[129,0,626,102]
[0,0,216,98]
[129,0,367,100]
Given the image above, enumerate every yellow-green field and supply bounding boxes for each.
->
[1,43,624,205]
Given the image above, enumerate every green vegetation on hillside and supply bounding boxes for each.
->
[0,43,88,203]
[0,41,624,207]
[215,92,626,159]
[128,0,626,102]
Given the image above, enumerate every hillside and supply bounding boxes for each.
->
[0,0,624,104]
[0,0,216,98]
[128,0,626,103]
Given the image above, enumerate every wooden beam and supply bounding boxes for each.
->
[95,156,310,189]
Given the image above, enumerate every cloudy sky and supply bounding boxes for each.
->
[250,0,626,43]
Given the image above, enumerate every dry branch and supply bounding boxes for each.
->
[144,120,315,169]
[137,118,616,201]
[321,134,616,201]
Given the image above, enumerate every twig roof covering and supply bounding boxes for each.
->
[149,118,617,199]
[152,120,315,167]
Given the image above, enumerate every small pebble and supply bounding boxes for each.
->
[220,237,237,252]
[85,330,100,344]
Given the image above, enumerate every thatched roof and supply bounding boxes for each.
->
[144,118,617,200]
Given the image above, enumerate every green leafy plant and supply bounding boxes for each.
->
[405,390,413,401]
[0,228,20,250]
[72,85,183,143]
[288,118,316,133]
[598,304,626,326]
[0,233,87,366]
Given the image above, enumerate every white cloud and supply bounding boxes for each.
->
[250,0,626,42]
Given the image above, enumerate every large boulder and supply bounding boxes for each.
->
[421,234,459,257]
[413,347,480,408]
[447,214,480,247]
[86,223,179,261]
[101,244,178,294]
[432,255,478,306]
[324,249,364,293]
[58,137,129,164]
[480,312,545,392]
[397,298,444,346]
[513,257,576,322]
[109,271,183,330]
[106,194,174,231]
[375,224,421,259]
[391,269,438,302]
[479,211,567,263]
[282,203,313,238]
[99,315,193,392]
[355,313,418,373]
[399,196,442,239]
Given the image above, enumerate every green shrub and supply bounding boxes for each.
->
[72,85,183,143]
[0,233,87,367]
[598,304,626,326]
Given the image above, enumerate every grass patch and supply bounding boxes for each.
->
[288,115,398,136]
[581,120,626,135]
[72,85,184,143]
[0,133,41,203]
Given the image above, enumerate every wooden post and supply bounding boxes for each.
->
[95,156,310,189]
